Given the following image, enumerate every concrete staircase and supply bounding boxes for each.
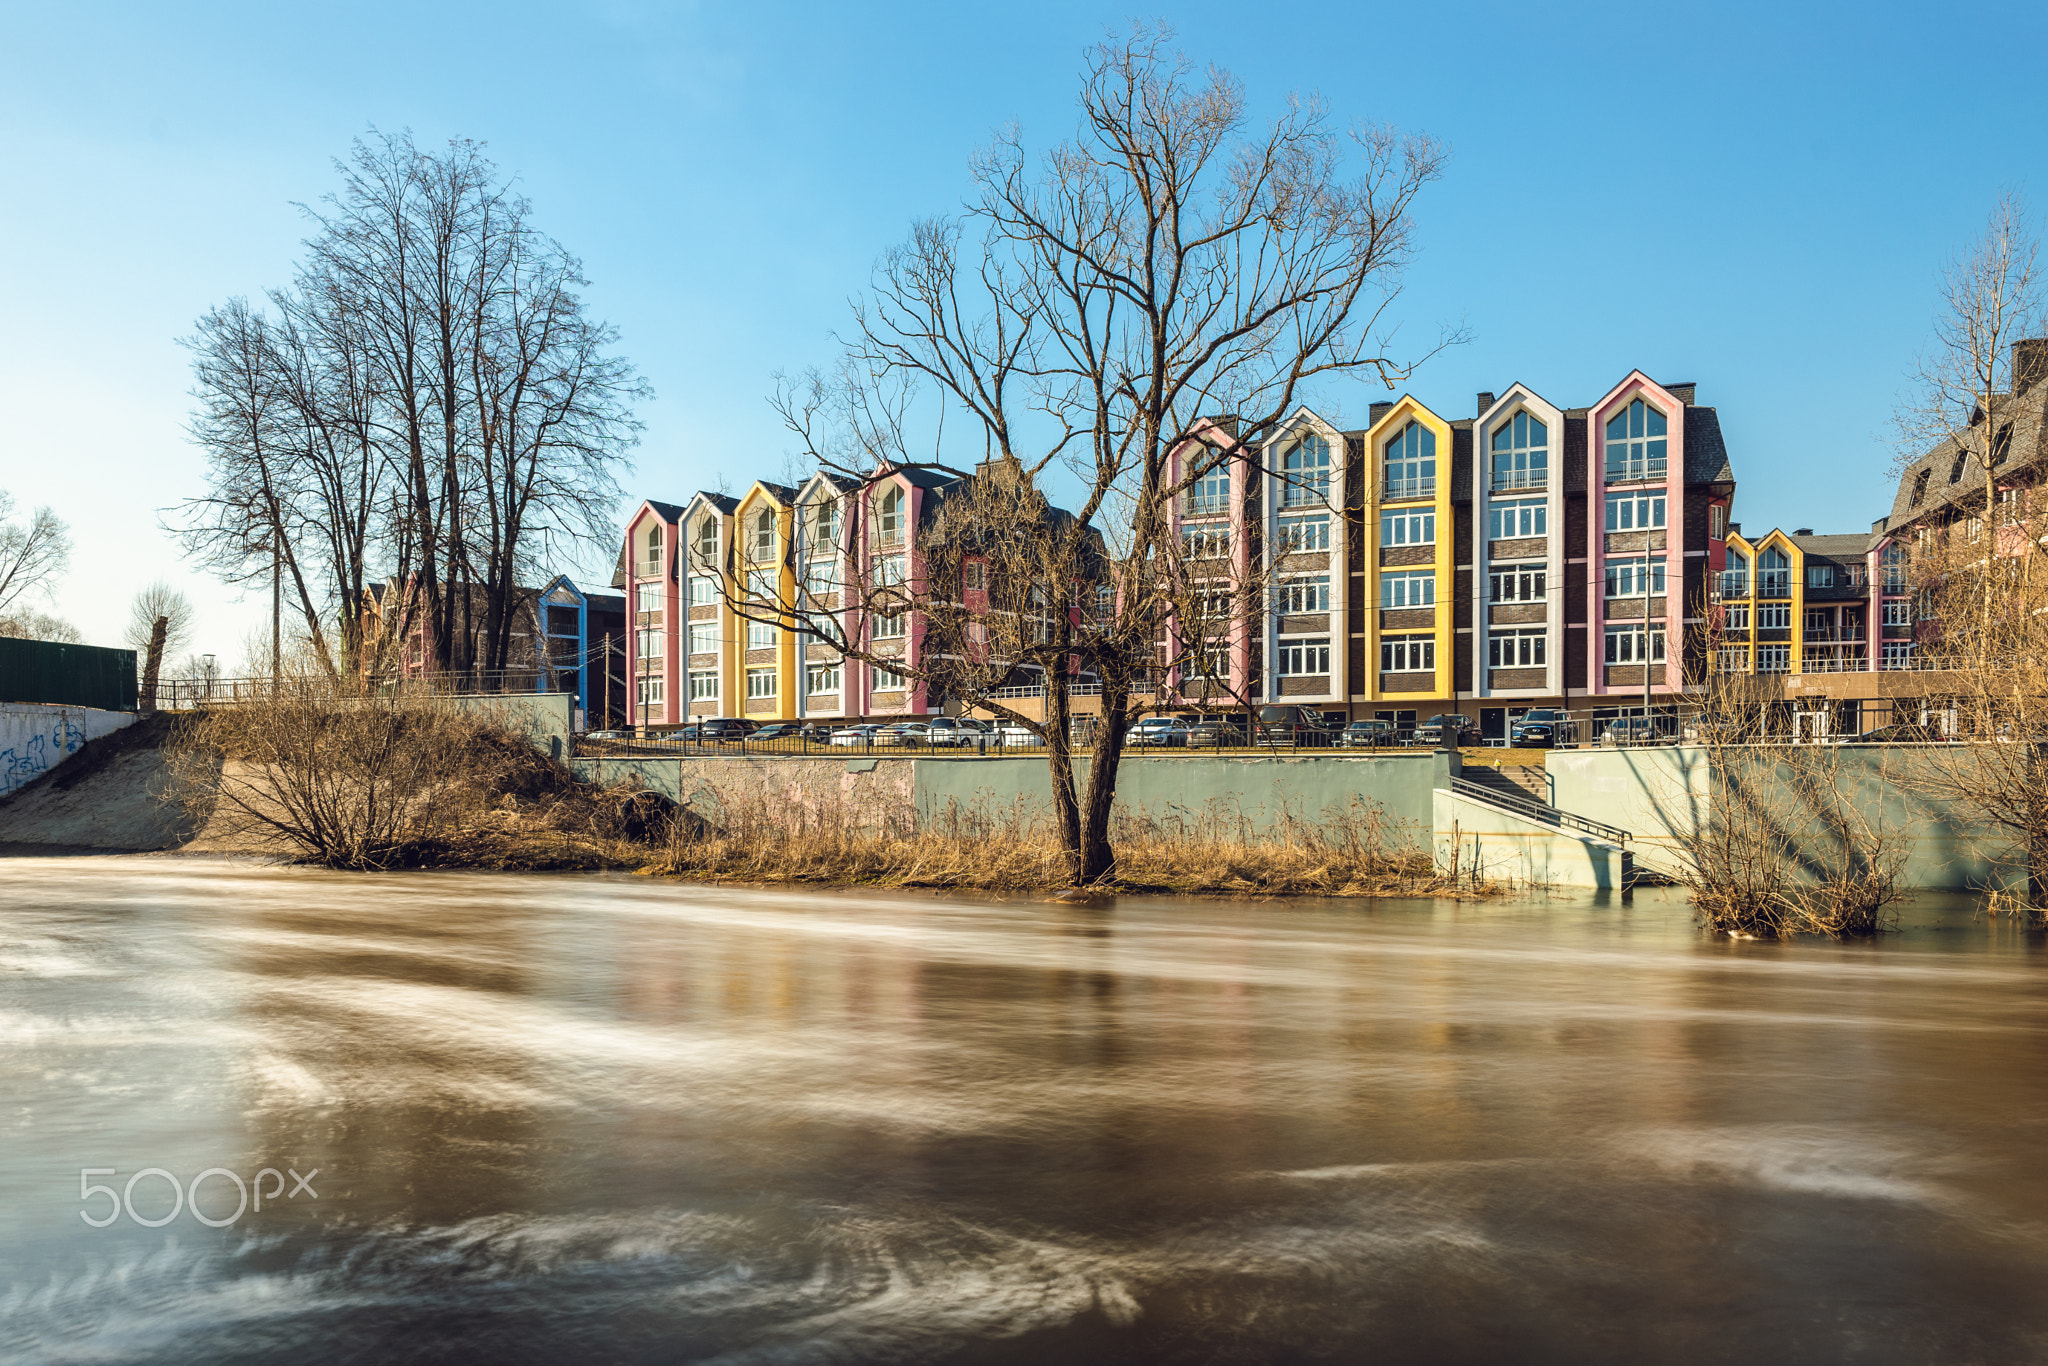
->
[1460,764,1548,804]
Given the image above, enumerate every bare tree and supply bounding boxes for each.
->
[768,28,1453,885]
[0,608,82,643]
[124,580,197,711]
[0,490,71,618]
[174,130,645,681]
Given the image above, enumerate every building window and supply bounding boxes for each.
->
[1882,641,1914,670]
[636,629,662,659]
[1717,645,1749,673]
[1488,628,1547,668]
[688,575,716,605]
[1185,453,1230,514]
[642,525,663,574]
[746,667,777,699]
[1603,557,1666,598]
[1756,547,1791,596]
[688,670,718,701]
[1381,508,1435,547]
[1807,564,1835,588]
[811,498,840,549]
[753,507,776,560]
[873,554,906,588]
[1724,603,1750,631]
[1603,398,1668,481]
[1488,499,1546,541]
[1757,604,1791,630]
[1277,637,1330,676]
[637,677,664,706]
[635,583,662,613]
[1756,643,1790,673]
[1182,524,1231,558]
[872,662,906,691]
[1196,642,1233,681]
[1381,634,1434,672]
[1383,421,1436,501]
[1709,503,1727,540]
[1281,433,1331,508]
[1604,489,1667,532]
[806,661,841,695]
[876,485,905,543]
[1910,470,1930,505]
[1380,571,1435,609]
[1883,600,1912,627]
[747,618,776,649]
[1276,576,1330,614]
[694,517,717,565]
[962,560,986,590]
[1489,563,1546,603]
[1604,626,1667,664]
[1805,608,1832,637]
[1949,453,1967,484]
[1490,410,1549,492]
[873,613,906,640]
[688,622,717,655]
[1275,514,1329,554]
[804,558,835,594]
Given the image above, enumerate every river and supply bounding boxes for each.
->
[5,857,2048,1363]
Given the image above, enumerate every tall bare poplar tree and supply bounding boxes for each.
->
[175,130,645,679]
[769,29,1452,885]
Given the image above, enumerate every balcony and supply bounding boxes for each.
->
[1755,572,1791,596]
[1715,572,1749,598]
[1799,648,1868,673]
[1604,459,1667,483]
[1381,478,1435,503]
[1489,471,1547,495]
[634,559,664,580]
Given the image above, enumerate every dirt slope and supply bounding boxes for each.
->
[0,714,217,854]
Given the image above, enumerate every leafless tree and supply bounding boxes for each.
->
[125,581,197,711]
[174,130,645,681]
[0,490,71,618]
[0,608,82,643]
[768,27,1453,885]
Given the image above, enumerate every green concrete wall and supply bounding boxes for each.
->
[452,692,573,760]
[1547,743,2022,890]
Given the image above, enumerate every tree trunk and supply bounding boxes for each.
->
[1075,689,1131,884]
[1043,670,1086,882]
[139,616,168,712]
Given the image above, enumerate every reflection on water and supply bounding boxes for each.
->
[6,858,2048,1363]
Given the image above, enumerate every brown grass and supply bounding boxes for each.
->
[643,783,1493,900]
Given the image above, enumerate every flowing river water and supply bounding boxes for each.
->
[7,857,2048,1363]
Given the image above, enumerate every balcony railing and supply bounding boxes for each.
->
[1799,650,1868,673]
[1716,573,1748,598]
[1755,572,1791,596]
[1490,472,1547,494]
[634,559,664,580]
[1381,478,1435,502]
[1605,459,1667,482]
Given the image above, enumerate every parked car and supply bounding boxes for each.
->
[1509,709,1575,748]
[1256,705,1337,747]
[1185,718,1246,748]
[874,722,931,748]
[1339,719,1397,748]
[583,729,631,742]
[1602,717,1668,746]
[921,717,990,747]
[829,725,883,747]
[1129,716,1192,748]
[1413,714,1477,747]
[697,718,757,744]
[675,723,703,742]
[748,723,811,743]
[992,723,1045,749]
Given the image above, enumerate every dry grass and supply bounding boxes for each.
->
[643,784,1492,900]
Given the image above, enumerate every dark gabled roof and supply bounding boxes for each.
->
[1685,407,1735,486]
[806,472,861,495]
[888,463,969,491]
[641,499,687,524]
[1786,532,1868,564]
[691,492,739,516]
[584,592,625,613]
[752,481,800,504]
[1887,380,2048,527]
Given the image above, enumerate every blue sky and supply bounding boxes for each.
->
[2,0,2043,656]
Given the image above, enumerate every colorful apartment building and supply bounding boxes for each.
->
[1158,373,1737,739]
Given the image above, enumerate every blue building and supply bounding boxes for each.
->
[538,575,628,731]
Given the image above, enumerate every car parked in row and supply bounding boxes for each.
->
[1256,705,1338,747]
[991,723,1044,748]
[1130,716,1192,748]
[1601,717,1669,746]
[1413,714,1477,747]
[1339,719,1397,748]
[829,724,883,747]
[1508,709,1574,748]
[1185,718,1245,748]
[922,717,996,747]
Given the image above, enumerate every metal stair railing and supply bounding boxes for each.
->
[1450,776,1630,846]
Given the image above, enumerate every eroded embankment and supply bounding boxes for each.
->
[0,713,216,854]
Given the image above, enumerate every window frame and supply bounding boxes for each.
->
[1276,636,1331,677]
[1488,498,1547,541]
[1379,633,1435,673]
[1489,410,1550,493]
[1379,570,1436,610]
[1382,421,1437,502]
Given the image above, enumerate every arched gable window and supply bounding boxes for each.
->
[694,516,717,564]
[1757,546,1791,597]
[644,525,661,568]
[1281,432,1330,508]
[1910,469,1930,505]
[1383,421,1435,501]
[876,485,905,543]
[1490,410,1548,492]
[811,498,839,546]
[1603,399,1668,481]
[1722,545,1750,595]
[753,507,776,560]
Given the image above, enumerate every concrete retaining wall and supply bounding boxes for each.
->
[1433,787,1629,890]
[0,702,138,799]
[1547,744,2022,890]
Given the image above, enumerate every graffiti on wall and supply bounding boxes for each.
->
[1,716,89,800]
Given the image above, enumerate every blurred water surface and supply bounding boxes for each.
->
[6,857,2048,1363]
